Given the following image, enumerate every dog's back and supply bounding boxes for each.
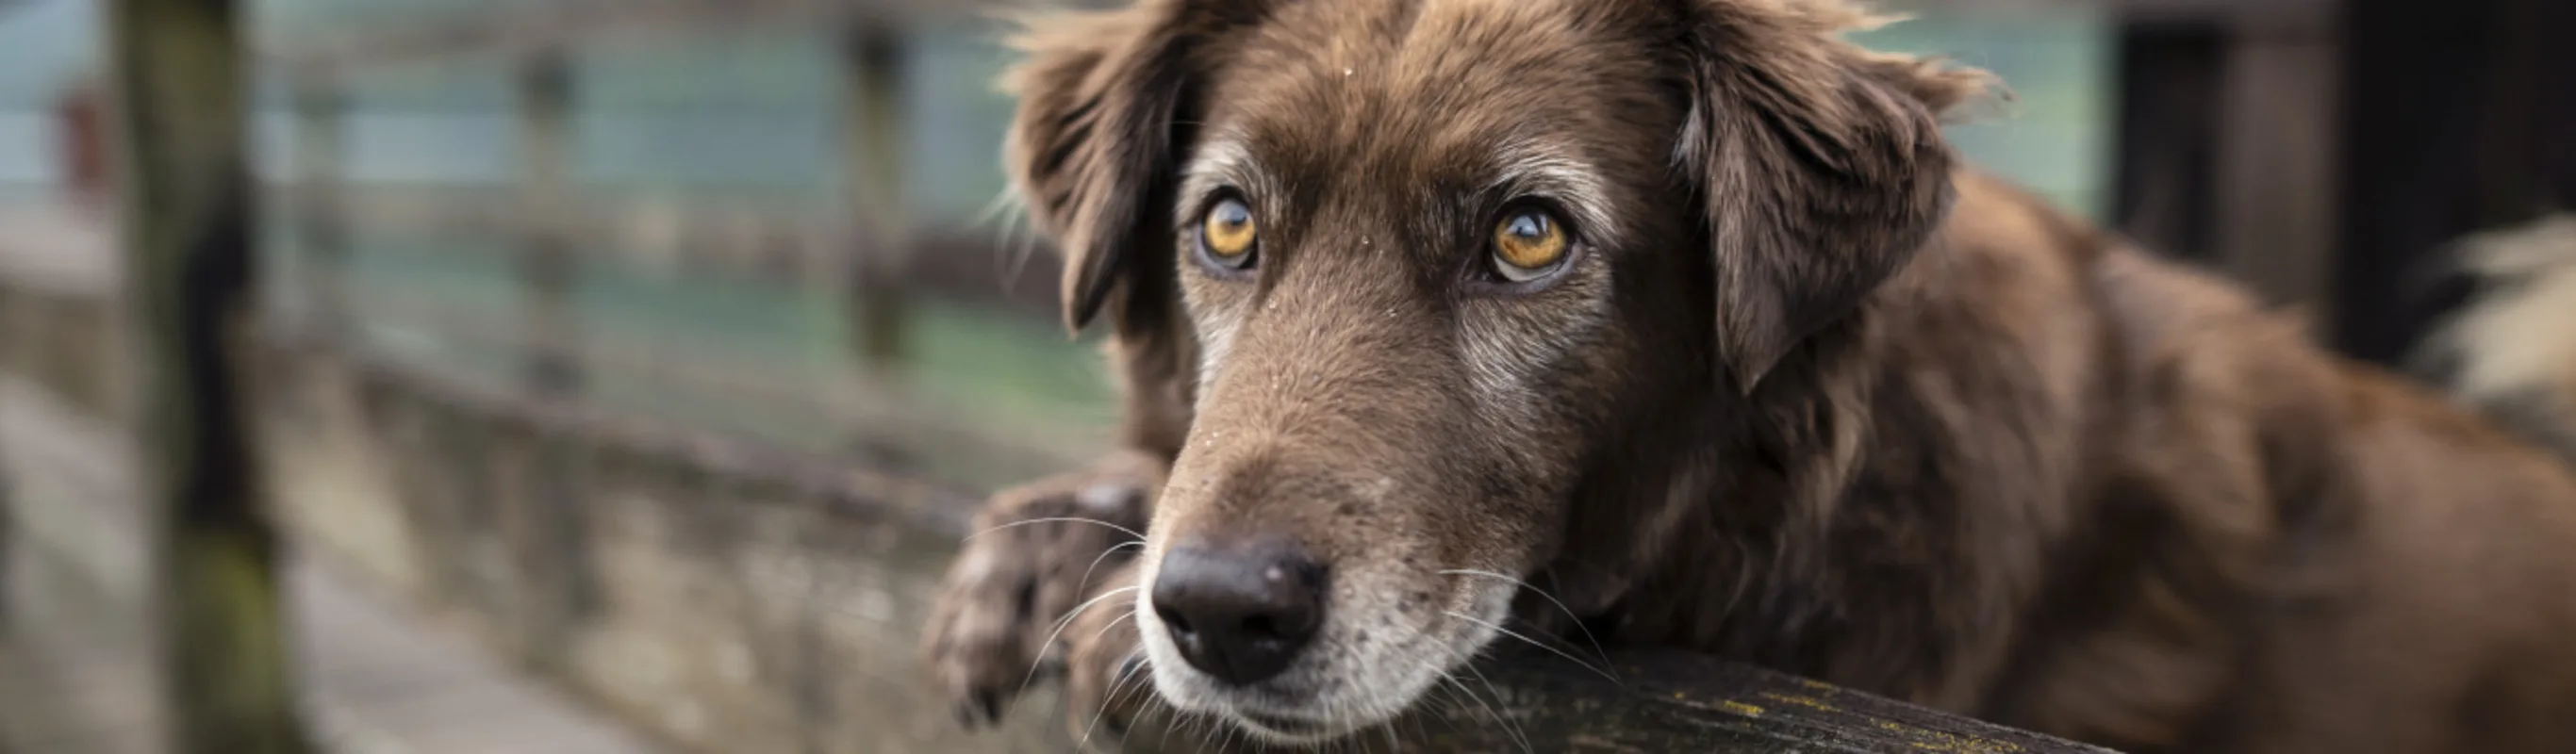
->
[1914,174,2576,752]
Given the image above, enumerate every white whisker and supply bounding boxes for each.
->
[1079,646,1152,750]
[1448,659,1533,753]
[1021,586,1140,697]
[1077,540,1145,595]
[1406,612,1531,753]
[1086,607,1137,647]
[1439,568,1615,672]
[1445,610,1619,684]
[964,516,1144,542]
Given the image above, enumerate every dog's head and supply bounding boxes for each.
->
[1005,0,1983,742]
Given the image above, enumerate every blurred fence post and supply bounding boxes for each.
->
[517,50,583,396]
[2110,19,2223,262]
[0,360,10,631]
[2110,7,2336,315]
[2208,16,2337,313]
[106,0,315,750]
[292,77,351,345]
[841,19,912,378]
[1,265,10,631]
[2332,0,2576,363]
[509,47,602,663]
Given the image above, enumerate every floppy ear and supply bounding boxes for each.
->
[1001,1,1269,457]
[1675,4,1989,392]
[1001,1,1253,331]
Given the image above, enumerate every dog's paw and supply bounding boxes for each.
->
[923,452,1160,729]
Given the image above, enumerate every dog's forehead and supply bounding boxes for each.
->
[1203,0,1676,193]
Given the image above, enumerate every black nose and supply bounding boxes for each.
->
[1149,541,1327,686]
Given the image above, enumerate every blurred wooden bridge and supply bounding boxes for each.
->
[0,0,2567,751]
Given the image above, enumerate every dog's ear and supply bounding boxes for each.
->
[1001,1,1259,331]
[1675,4,1989,392]
[1001,1,1263,457]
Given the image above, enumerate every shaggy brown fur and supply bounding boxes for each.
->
[924,1,2576,751]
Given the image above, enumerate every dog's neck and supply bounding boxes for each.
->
[1547,173,2162,711]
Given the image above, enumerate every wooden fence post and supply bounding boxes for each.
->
[1,272,11,631]
[106,0,314,750]
[509,48,601,664]
[841,20,911,379]
[2110,8,2337,314]
[2208,18,2337,313]
[0,333,10,631]
[2109,18,2224,262]
[292,77,350,345]
[518,50,582,396]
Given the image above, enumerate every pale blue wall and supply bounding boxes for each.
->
[1859,8,2114,219]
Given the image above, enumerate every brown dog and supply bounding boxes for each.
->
[923,1,2576,751]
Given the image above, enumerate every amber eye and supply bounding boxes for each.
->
[1200,198,1258,269]
[1491,208,1570,282]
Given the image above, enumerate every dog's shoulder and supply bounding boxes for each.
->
[1949,173,2576,752]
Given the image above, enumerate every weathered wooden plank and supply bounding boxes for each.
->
[104,0,314,749]
[1135,647,2117,753]
[1098,647,2117,752]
